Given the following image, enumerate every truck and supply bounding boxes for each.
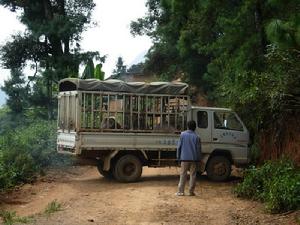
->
[57,78,250,182]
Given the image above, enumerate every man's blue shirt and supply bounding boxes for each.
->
[177,130,201,161]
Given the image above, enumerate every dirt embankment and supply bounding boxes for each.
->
[0,166,299,225]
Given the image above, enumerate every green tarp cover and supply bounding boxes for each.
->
[59,78,188,95]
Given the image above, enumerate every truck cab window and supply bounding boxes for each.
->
[197,111,208,128]
[214,112,243,131]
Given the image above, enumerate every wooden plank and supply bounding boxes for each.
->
[91,93,94,128]
[138,96,140,130]
[83,93,86,128]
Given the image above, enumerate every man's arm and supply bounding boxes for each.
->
[177,135,183,160]
[197,136,202,160]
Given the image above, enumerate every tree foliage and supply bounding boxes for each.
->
[0,119,57,190]
[132,0,300,161]
[1,69,28,113]
[0,0,98,76]
[82,59,105,80]
[112,57,127,76]
[0,0,103,117]
[94,63,105,80]
[127,62,144,74]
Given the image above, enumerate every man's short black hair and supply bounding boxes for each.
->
[187,120,196,131]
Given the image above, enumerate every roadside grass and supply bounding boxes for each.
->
[0,200,62,224]
[44,200,62,216]
[0,210,31,225]
[234,158,300,213]
[0,120,57,191]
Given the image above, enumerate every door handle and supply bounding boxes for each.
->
[213,138,218,141]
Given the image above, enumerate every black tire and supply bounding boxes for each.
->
[206,155,231,182]
[113,155,142,182]
[97,161,114,179]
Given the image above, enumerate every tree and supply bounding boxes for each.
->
[94,63,105,80]
[82,59,95,79]
[112,57,127,76]
[127,62,144,74]
[1,69,28,114]
[82,58,105,80]
[131,0,210,84]
[132,0,300,162]
[132,0,299,113]
[0,0,101,118]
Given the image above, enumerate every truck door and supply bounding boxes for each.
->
[193,109,212,153]
[212,111,249,162]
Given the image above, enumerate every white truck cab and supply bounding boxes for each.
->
[190,107,249,180]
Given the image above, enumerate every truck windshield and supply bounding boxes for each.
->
[214,112,244,131]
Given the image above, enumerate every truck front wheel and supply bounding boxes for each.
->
[113,155,142,182]
[206,156,231,181]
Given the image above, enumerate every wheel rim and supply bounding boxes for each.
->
[123,162,136,176]
[213,162,227,176]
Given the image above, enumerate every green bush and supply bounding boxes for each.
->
[44,200,62,216]
[0,210,30,225]
[235,159,300,213]
[0,120,57,190]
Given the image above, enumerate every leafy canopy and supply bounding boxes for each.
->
[0,0,104,116]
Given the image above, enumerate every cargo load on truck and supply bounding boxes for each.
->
[58,78,190,133]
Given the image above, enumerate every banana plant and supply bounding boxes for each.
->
[82,59,105,80]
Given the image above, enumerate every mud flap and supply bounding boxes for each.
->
[103,150,119,171]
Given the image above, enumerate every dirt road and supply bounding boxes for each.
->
[0,166,299,225]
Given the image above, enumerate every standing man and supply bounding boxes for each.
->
[176,120,201,196]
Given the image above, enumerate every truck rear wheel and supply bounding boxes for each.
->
[206,156,231,181]
[97,161,113,179]
[113,155,142,182]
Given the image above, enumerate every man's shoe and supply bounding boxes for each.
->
[188,192,196,196]
[175,192,184,196]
